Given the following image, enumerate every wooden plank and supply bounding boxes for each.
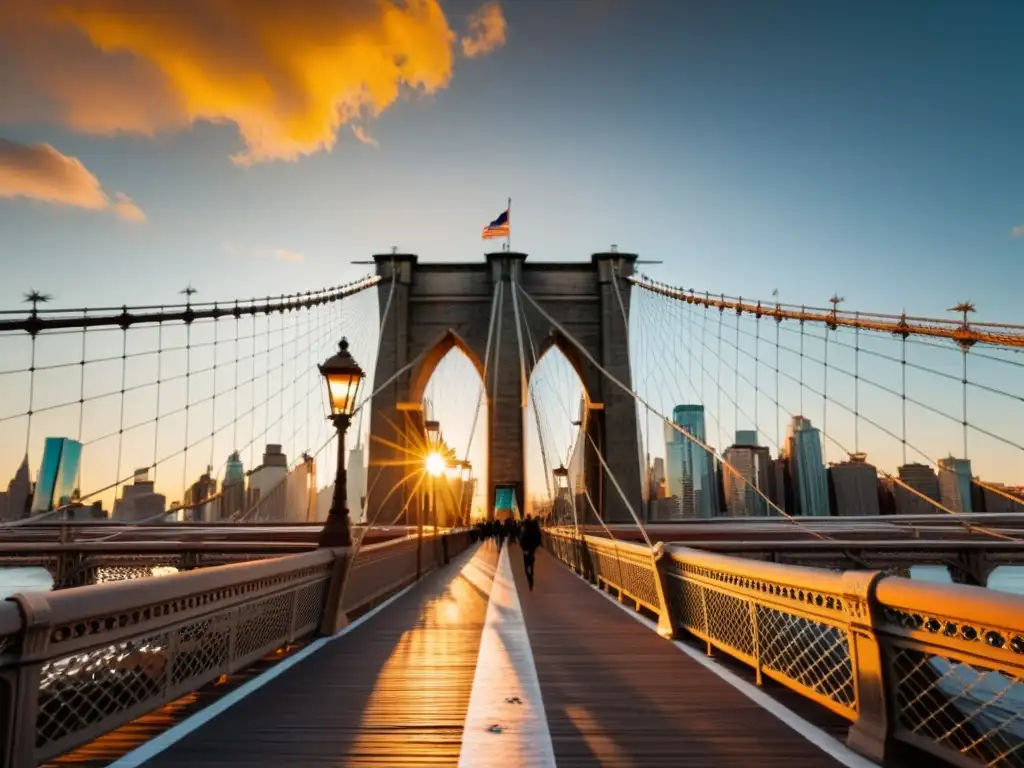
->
[511,548,848,767]
[140,544,497,767]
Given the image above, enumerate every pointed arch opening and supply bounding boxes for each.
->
[524,343,587,519]
[415,334,489,525]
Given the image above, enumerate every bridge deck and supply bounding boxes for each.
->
[128,543,859,767]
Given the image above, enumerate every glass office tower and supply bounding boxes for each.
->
[31,437,83,513]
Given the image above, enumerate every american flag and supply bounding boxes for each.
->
[482,208,510,240]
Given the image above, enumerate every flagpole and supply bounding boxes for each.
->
[507,197,512,252]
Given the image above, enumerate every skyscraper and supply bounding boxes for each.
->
[666,405,718,518]
[722,431,771,517]
[347,445,366,523]
[828,453,880,516]
[937,456,973,513]
[895,463,941,515]
[220,451,246,520]
[31,438,82,514]
[0,456,31,522]
[113,468,167,522]
[784,416,829,516]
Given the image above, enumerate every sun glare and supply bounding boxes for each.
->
[425,451,446,477]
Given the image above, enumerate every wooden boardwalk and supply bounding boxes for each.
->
[129,541,860,768]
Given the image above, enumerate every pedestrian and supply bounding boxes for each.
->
[519,514,542,590]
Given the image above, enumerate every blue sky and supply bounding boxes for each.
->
[1,0,1022,507]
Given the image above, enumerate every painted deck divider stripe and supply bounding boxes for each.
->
[110,545,480,768]
[593,586,879,768]
[458,545,556,768]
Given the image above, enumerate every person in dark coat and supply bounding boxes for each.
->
[503,516,516,547]
[519,515,542,590]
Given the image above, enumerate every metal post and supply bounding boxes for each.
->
[318,414,352,548]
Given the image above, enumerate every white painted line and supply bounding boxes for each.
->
[458,546,556,768]
[111,545,480,768]
[591,586,879,768]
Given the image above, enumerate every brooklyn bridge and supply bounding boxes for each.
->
[0,252,1021,767]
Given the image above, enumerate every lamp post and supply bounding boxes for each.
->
[460,461,472,526]
[317,338,365,548]
[553,464,569,524]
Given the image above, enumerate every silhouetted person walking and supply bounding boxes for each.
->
[519,515,542,590]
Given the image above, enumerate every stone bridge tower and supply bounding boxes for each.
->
[366,251,642,525]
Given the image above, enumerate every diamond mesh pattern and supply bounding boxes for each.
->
[294,581,328,634]
[892,647,1024,767]
[705,588,755,657]
[234,593,293,661]
[591,548,660,609]
[170,616,230,687]
[36,630,170,749]
[757,605,855,710]
[667,578,707,635]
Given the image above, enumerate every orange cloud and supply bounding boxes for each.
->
[0,1,506,164]
[0,138,144,220]
[1012,225,1024,238]
[111,192,146,222]
[461,3,507,59]
[275,249,305,262]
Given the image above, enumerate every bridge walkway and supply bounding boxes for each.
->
[121,543,864,767]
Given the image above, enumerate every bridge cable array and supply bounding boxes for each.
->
[630,275,1024,540]
[0,277,381,529]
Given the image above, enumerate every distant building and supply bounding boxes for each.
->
[113,468,167,522]
[937,456,973,513]
[666,405,717,518]
[894,463,941,515]
[0,455,32,522]
[722,431,771,517]
[785,416,829,516]
[768,457,791,516]
[247,444,288,510]
[347,445,366,523]
[980,483,1024,512]
[220,451,246,520]
[31,438,83,514]
[877,477,897,516]
[247,454,316,522]
[184,466,216,522]
[828,453,880,516]
[651,457,667,499]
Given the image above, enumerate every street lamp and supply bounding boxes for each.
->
[317,338,365,547]
[424,419,440,449]
[553,464,569,523]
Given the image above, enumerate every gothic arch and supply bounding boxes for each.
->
[408,329,487,406]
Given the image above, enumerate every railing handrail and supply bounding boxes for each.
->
[874,574,1024,634]
[667,544,851,594]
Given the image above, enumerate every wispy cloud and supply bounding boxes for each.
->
[1,1,506,164]
[0,139,144,221]
[225,243,306,262]
[1012,224,1024,238]
[351,125,379,147]
[461,3,507,58]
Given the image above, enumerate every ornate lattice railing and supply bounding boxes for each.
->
[0,530,474,767]
[874,578,1024,767]
[543,528,1024,767]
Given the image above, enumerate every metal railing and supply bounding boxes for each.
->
[0,530,474,767]
[544,528,1024,767]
